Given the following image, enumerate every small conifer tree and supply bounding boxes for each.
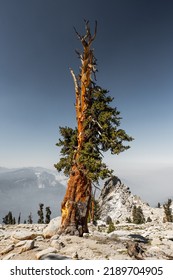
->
[8,211,13,224]
[107,221,115,233]
[18,213,21,224]
[2,211,15,225]
[28,213,33,224]
[45,206,51,224]
[126,217,132,223]
[37,203,44,224]
[132,205,145,224]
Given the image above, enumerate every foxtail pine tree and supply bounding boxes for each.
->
[55,21,133,236]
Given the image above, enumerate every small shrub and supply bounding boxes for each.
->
[107,222,115,233]
[163,199,173,222]
[146,217,152,223]
[126,217,132,223]
[106,216,112,225]
[132,205,145,224]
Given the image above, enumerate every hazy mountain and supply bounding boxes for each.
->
[0,167,67,223]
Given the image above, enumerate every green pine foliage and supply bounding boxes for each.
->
[126,217,132,223]
[55,126,78,176]
[37,203,44,224]
[45,206,52,224]
[107,221,115,233]
[132,205,145,224]
[2,211,16,225]
[18,213,21,224]
[27,213,33,224]
[55,87,133,183]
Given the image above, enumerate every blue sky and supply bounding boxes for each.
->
[0,0,173,204]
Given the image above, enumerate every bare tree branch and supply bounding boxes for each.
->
[75,49,83,62]
[74,20,97,49]
[73,26,83,41]
[92,182,101,191]
[90,20,97,43]
[84,19,91,41]
[70,68,79,94]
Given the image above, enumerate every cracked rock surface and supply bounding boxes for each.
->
[0,219,173,260]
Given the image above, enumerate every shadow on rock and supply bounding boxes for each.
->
[40,253,71,260]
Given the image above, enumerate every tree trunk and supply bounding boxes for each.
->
[58,21,97,236]
[60,166,91,236]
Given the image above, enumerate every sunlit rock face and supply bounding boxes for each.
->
[98,176,164,223]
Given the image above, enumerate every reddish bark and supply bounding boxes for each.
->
[60,166,91,236]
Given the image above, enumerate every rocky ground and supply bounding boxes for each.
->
[1,217,173,260]
[1,176,172,260]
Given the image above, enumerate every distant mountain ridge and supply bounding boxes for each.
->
[1,168,172,225]
[0,167,67,223]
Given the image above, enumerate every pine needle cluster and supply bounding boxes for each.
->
[55,86,133,183]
